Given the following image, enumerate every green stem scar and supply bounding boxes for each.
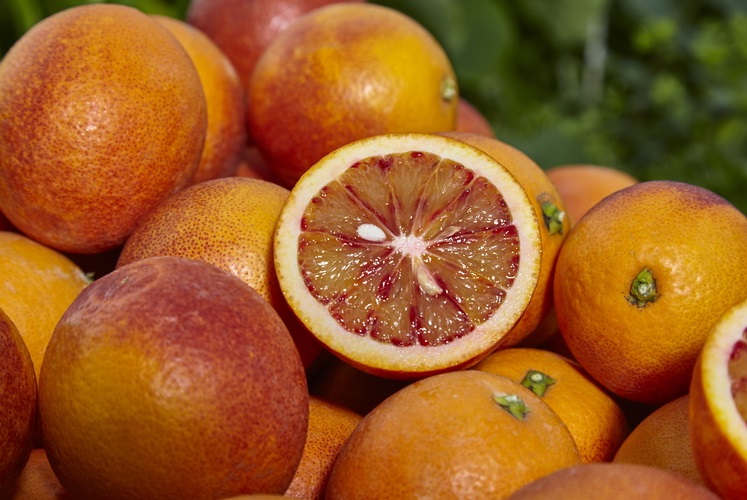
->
[494,393,531,420]
[521,370,556,397]
[441,75,458,103]
[539,197,565,235]
[628,268,658,307]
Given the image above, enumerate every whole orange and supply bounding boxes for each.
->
[0,4,207,253]
[284,396,361,499]
[455,98,495,137]
[39,256,309,499]
[554,180,747,405]
[247,3,458,187]
[153,15,247,184]
[0,231,89,380]
[545,164,638,227]
[186,0,365,93]
[508,463,719,500]
[441,132,570,347]
[474,347,629,463]
[117,177,322,368]
[325,370,580,498]
[613,394,703,485]
[0,307,37,499]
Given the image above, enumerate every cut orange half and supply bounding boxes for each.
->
[274,133,541,378]
[690,296,747,499]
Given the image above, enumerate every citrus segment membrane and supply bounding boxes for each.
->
[729,328,747,422]
[275,134,541,376]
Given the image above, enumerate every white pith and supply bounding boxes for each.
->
[274,133,542,376]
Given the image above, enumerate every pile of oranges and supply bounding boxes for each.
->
[1,2,746,499]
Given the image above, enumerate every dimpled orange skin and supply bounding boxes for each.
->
[39,256,309,499]
[284,396,362,499]
[247,2,458,188]
[186,0,365,93]
[325,371,581,499]
[0,307,37,500]
[0,4,207,254]
[474,347,630,464]
[0,231,89,381]
[153,15,247,184]
[553,180,747,406]
[441,132,570,347]
[117,177,322,368]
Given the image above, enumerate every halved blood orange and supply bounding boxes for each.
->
[690,296,747,499]
[274,133,542,378]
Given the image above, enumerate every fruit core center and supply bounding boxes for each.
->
[298,150,521,348]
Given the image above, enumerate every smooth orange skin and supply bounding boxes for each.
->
[39,256,309,499]
[474,347,630,463]
[0,308,37,500]
[507,463,720,500]
[545,164,638,227]
[284,396,361,499]
[154,16,247,184]
[0,231,89,381]
[441,132,570,347]
[11,448,68,500]
[326,371,580,499]
[454,98,495,137]
[554,180,747,405]
[247,3,458,187]
[186,0,365,92]
[117,177,323,368]
[613,394,704,485]
[0,4,207,254]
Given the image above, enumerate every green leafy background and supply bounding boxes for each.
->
[2,0,745,213]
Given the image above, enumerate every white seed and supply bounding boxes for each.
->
[356,223,387,242]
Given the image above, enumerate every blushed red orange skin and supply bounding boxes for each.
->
[186,0,365,94]
[507,463,720,500]
[0,5,207,254]
[39,256,309,499]
[12,448,69,500]
[455,98,495,137]
[153,16,247,184]
[117,177,323,368]
[284,396,362,499]
[247,3,458,187]
[554,181,747,405]
[0,308,37,500]
[440,132,570,347]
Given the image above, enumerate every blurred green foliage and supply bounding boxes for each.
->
[2,0,745,213]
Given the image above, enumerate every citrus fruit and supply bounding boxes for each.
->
[553,180,747,405]
[186,0,365,93]
[455,97,495,137]
[545,164,638,227]
[474,347,629,463]
[38,256,309,499]
[274,133,542,378]
[0,4,206,254]
[247,3,458,187]
[507,463,719,500]
[153,15,247,184]
[0,231,89,380]
[440,132,570,347]
[689,296,747,499]
[613,394,703,485]
[284,396,362,499]
[117,177,322,368]
[326,370,580,498]
[10,448,67,500]
[0,307,37,499]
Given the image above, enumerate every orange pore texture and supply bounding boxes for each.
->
[554,180,747,405]
[0,4,206,253]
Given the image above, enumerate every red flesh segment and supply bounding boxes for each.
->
[298,151,519,347]
[729,327,747,422]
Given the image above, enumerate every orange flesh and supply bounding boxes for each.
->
[729,327,747,422]
[298,151,520,347]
